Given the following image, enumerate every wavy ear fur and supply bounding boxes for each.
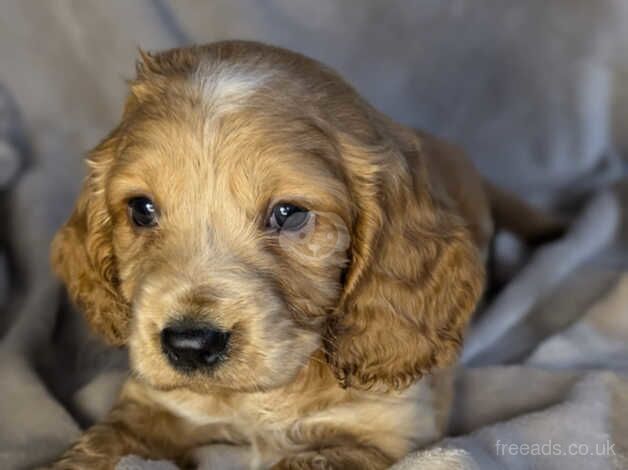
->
[51,132,131,345]
[327,125,485,390]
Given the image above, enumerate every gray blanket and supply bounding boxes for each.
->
[1,2,628,469]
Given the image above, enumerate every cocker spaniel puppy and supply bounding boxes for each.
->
[49,41,562,469]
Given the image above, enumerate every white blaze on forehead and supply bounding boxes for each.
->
[193,62,273,114]
[192,62,275,153]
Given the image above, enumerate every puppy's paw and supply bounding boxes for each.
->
[271,453,333,470]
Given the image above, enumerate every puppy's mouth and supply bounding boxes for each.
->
[130,300,322,393]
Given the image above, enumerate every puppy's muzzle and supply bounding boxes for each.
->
[161,320,230,372]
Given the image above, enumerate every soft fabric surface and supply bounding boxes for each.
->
[1,2,628,469]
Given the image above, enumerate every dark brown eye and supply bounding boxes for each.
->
[128,196,158,228]
[269,203,309,231]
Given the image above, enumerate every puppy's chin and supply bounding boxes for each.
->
[129,328,321,394]
[131,359,313,395]
[135,372,296,395]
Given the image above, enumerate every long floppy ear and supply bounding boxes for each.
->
[50,132,131,345]
[326,126,485,390]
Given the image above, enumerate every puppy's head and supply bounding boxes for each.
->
[52,42,484,393]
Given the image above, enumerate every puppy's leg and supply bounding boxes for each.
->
[45,381,196,470]
[272,446,392,470]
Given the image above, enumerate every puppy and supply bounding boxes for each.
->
[49,41,562,469]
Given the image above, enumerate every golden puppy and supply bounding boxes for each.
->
[49,41,562,469]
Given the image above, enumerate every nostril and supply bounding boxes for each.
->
[161,323,230,371]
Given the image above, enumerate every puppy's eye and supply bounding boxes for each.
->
[128,197,158,228]
[269,203,309,231]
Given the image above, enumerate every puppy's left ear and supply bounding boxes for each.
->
[327,127,485,390]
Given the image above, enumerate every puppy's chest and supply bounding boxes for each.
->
[149,379,439,465]
[153,387,356,444]
[152,389,356,465]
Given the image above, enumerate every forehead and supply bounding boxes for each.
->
[108,64,348,216]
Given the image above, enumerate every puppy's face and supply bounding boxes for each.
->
[105,76,354,392]
[52,42,484,394]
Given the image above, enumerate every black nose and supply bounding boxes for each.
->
[161,323,230,372]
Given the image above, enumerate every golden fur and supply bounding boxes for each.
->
[47,41,560,469]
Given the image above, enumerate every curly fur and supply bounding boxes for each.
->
[48,41,495,469]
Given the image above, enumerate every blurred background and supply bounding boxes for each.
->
[1,1,628,468]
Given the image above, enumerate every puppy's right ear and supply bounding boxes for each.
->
[51,133,131,345]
